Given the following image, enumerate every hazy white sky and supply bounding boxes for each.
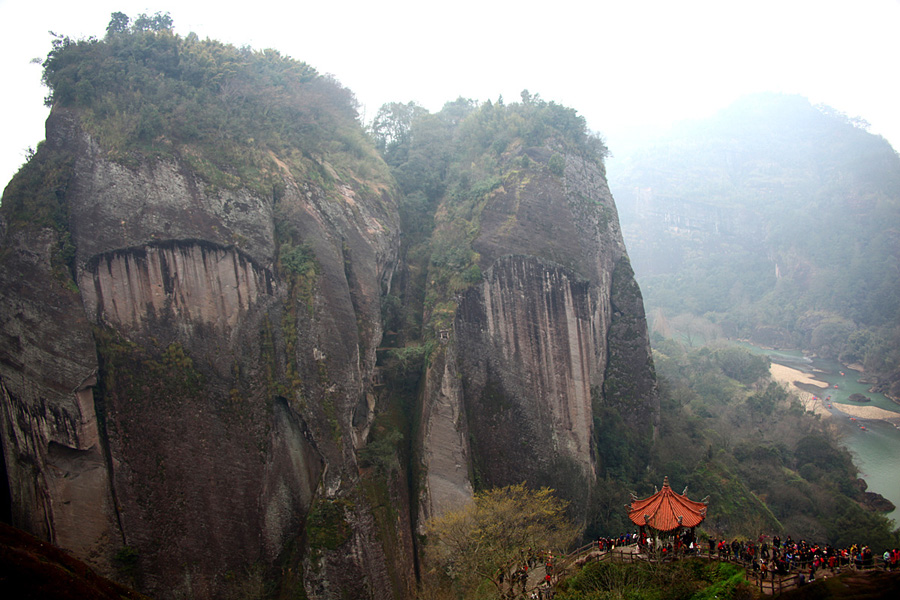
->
[2,0,899,188]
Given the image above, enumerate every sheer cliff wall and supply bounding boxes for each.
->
[1,108,658,599]
[0,108,405,600]
[417,147,659,525]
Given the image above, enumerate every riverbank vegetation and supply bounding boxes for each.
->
[627,337,899,550]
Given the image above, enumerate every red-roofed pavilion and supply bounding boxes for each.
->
[629,477,707,551]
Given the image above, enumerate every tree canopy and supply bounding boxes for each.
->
[424,484,579,598]
[36,12,384,197]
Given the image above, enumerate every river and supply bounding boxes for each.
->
[739,344,900,527]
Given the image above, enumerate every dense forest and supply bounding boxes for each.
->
[610,94,900,396]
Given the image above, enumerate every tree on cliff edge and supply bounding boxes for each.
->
[423,484,578,598]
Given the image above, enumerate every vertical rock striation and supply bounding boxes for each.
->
[1,83,657,598]
[0,224,119,571]
[418,146,658,523]
[1,107,402,599]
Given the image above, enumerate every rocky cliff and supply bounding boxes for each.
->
[1,103,403,599]
[0,27,658,600]
[417,142,658,525]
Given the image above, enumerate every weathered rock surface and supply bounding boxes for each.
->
[869,371,900,403]
[1,107,657,598]
[1,108,402,599]
[0,521,150,600]
[0,224,119,572]
[418,148,658,523]
[417,344,474,522]
[458,257,602,475]
[862,491,896,513]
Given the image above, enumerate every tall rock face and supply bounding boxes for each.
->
[0,105,403,599]
[0,225,117,565]
[1,32,658,598]
[417,144,659,523]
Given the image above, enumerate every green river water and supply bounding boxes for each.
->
[740,344,900,526]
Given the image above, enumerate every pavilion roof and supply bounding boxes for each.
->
[628,476,707,531]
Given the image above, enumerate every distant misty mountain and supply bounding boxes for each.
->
[609,93,900,386]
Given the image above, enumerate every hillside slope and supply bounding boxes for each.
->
[610,93,900,395]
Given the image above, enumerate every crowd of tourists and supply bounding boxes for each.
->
[596,532,642,552]
[627,531,900,582]
[707,534,899,581]
[510,531,898,598]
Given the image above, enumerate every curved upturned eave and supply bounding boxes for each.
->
[628,477,707,531]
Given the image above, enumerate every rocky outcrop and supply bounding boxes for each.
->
[0,225,119,572]
[0,521,150,600]
[603,256,659,435]
[862,491,896,513]
[868,371,900,403]
[83,242,274,334]
[418,147,658,523]
[457,257,603,477]
[2,103,657,598]
[416,343,474,523]
[0,108,401,599]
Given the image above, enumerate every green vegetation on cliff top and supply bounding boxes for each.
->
[17,11,391,203]
[368,93,899,551]
[5,15,895,592]
[372,92,610,337]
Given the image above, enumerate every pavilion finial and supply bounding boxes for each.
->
[663,476,670,488]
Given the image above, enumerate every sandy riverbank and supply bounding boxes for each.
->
[831,403,900,426]
[769,363,900,426]
[769,363,831,418]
